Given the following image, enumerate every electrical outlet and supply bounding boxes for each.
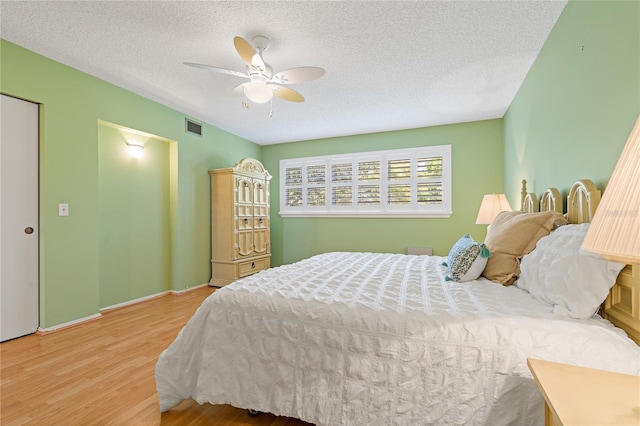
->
[58,203,69,217]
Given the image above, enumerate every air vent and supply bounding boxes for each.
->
[185,118,202,136]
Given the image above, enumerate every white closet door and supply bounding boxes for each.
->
[0,94,39,341]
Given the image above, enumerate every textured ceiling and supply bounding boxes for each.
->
[0,0,567,145]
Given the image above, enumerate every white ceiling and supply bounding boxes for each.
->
[0,0,567,145]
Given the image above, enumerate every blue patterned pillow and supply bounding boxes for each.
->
[443,234,491,282]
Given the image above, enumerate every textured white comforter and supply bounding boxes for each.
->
[155,252,639,425]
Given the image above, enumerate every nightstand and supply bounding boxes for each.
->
[527,358,640,426]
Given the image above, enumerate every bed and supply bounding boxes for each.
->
[156,179,640,426]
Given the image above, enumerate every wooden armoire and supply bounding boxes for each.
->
[209,158,271,286]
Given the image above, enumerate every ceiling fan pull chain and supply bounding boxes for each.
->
[269,98,274,118]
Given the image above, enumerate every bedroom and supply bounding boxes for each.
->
[1,0,639,424]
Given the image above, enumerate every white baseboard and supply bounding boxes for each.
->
[37,313,103,334]
[100,283,210,312]
[37,283,211,334]
[168,282,210,295]
[100,291,168,313]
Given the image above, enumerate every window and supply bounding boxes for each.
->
[279,145,451,217]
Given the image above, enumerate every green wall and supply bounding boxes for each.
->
[5,0,636,329]
[263,119,504,265]
[0,39,261,327]
[504,0,640,205]
[98,124,172,308]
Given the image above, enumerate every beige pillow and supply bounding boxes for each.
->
[482,211,565,285]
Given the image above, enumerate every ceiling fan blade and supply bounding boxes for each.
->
[234,36,256,67]
[272,67,326,84]
[234,36,267,73]
[231,83,249,97]
[251,54,267,74]
[184,62,248,78]
[270,84,305,102]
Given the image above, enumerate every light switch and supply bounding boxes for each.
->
[58,203,69,217]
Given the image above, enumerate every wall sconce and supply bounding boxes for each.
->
[127,143,144,158]
[121,130,149,158]
[476,194,512,225]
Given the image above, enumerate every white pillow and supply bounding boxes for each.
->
[443,234,491,282]
[516,223,625,319]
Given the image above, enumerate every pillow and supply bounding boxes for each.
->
[482,210,566,285]
[516,223,625,319]
[443,234,491,282]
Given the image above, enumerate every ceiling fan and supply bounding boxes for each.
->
[185,35,325,107]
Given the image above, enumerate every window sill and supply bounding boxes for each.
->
[279,211,453,218]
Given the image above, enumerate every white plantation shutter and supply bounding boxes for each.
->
[417,182,443,204]
[306,163,326,207]
[387,158,412,205]
[357,159,381,206]
[331,161,353,206]
[280,145,451,217]
[417,156,444,205]
[284,163,303,207]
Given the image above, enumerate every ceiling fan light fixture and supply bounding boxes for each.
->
[244,81,273,103]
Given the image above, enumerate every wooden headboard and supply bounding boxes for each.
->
[520,181,563,214]
[520,179,640,346]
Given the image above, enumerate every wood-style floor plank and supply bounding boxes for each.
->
[0,286,312,425]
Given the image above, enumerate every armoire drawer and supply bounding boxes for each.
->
[238,257,269,277]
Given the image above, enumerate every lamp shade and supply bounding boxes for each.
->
[582,114,640,264]
[476,194,512,225]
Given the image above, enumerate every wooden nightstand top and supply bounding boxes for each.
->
[527,358,640,426]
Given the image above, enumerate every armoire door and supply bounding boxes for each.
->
[0,94,39,342]
[252,178,269,254]
[253,205,269,254]
[234,175,254,257]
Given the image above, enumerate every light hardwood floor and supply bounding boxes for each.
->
[0,286,312,426]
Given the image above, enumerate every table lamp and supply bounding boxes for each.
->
[582,114,640,264]
[476,194,512,226]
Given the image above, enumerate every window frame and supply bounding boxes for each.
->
[279,144,452,218]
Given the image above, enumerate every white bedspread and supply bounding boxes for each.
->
[155,252,639,425]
